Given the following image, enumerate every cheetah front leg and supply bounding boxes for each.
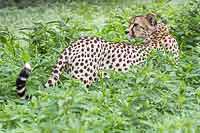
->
[45,48,69,87]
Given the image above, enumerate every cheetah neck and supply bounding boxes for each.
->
[137,23,170,61]
[144,23,170,49]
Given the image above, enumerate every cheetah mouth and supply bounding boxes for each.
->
[127,34,132,39]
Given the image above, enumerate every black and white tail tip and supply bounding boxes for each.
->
[16,63,32,100]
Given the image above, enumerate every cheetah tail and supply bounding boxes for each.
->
[16,63,32,100]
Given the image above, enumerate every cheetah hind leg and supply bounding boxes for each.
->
[45,48,69,88]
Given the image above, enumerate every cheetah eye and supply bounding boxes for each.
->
[133,23,139,27]
[135,24,145,30]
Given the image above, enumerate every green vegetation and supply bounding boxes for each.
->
[0,0,200,132]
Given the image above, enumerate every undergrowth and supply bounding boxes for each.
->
[0,0,199,132]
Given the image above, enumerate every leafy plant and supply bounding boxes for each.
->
[0,0,200,132]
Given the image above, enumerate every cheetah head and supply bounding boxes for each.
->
[127,13,157,38]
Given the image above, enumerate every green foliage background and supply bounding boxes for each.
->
[0,0,200,132]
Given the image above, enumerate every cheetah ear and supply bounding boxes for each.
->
[146,13,157,26]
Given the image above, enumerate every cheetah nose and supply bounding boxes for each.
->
[125,30,129,34]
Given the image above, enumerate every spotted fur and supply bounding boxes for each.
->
[16,13,179,99]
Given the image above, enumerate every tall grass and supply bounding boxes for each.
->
[0,0,199,132]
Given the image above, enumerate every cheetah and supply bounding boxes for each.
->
[16,13,179,99]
